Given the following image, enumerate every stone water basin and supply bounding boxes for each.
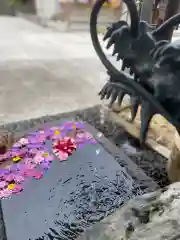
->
[0,120,157,240]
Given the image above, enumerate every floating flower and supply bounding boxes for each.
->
[4,173,16,182]
[38,136,46,143]
[0,181,7,189]
[24,158,37,170]
[33,152,44,164]
[41,161,51,170]
[8,183,15,190]
[3,173,25,184]
[42,152,54,162]
[0,169,10,178]
[54,130,61,135]
[19,138,29,145]
[75,131,94,146]
[12,142,22,148]
[11,184,23,194]
[13,175,25,184]
[0,188,12,198]
[27,143,44,149]
[0,122,97,199]
[12,156,21,163]
[25,169,43,180]
[42,152,49,157]
[52,137,77,161]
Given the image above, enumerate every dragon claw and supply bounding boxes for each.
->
[109,89,118,106]
[98,83,108,100]
[139,102,155,144]
[106,85,113,99]
[118,91,125,107]
[129,96,140,122]
[150,40,169,57]
[116,53,121,61]
[106,37,114,49]
[103,29,112,41]
[112,47,117,56]
[129,68,134,75]
[121,60,126,71]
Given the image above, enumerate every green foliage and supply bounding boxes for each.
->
[7,0,27,5]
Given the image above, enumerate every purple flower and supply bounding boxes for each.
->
[41,161,51,170]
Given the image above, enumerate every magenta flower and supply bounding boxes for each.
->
[0,181,7,189]
[24,157,37,170]
[0,189,12,198]
[3,173,24,184]
[11,184,23,194]
[52,137,77,161]
[25,169,43,180]
[33,152,44,164]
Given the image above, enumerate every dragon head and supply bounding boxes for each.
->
[105,20,156,77]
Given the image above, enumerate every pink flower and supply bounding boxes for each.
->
[13,175,25,184]
[18,164,31,176]
[33,152,44,164]
[37,134,47,143]
[0,181,7,189]
[24,158,37,169]
[3,173,24,184]
[25,169,43,180]
[3,173,16,182]
[0,188,12,198]
[13,142,22,148]
[19,138,29,145]
[29,148,39,155]
[45,155,54,162]
[12,184,23,194]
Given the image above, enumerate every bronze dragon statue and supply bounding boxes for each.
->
[90,0,180,144]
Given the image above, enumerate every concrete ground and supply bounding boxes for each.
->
[0,16,180,126]
[0,16,110,125]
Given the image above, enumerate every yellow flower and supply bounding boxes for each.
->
[12,156,21,162]
[42,152,49,157]
[8,183,15,190]
[54,130,60,135]
[72,125,76,129]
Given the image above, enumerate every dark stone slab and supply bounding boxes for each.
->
[0,119,158,240]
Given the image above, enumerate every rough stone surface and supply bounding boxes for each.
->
[79,182,180,240]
